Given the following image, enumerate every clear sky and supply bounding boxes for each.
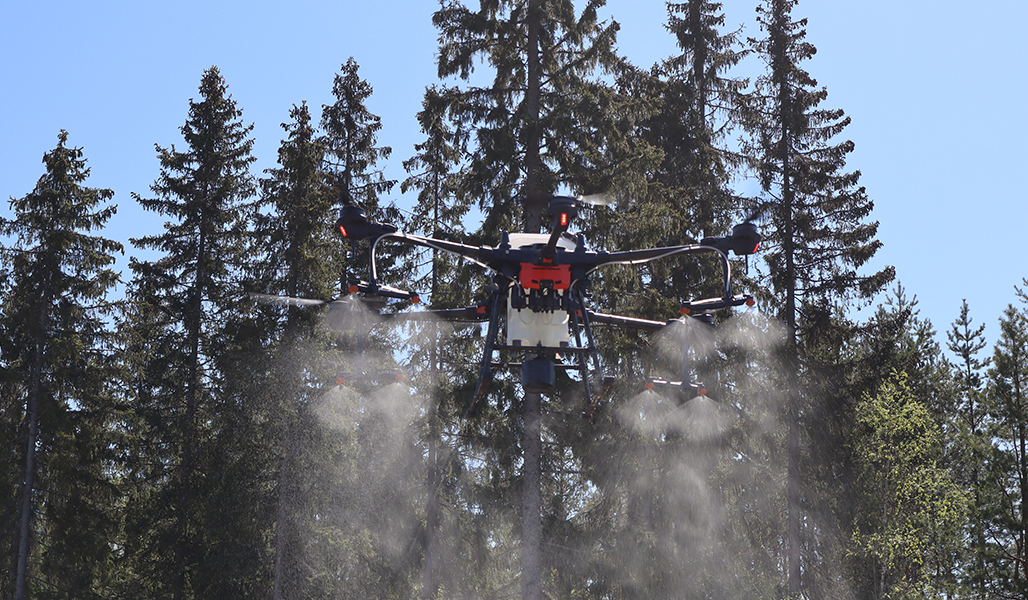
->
[3,0,1026,351]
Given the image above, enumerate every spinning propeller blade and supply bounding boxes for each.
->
[249,292,329,307]
[575,192,614,207]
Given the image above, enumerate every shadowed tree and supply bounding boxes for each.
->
[431,2,634,598]
[320,58,403,297]
[122,66,258,600]
[0,131,123,600]
[740,0,894,594]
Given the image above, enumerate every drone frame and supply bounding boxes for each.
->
[336,196,759,417]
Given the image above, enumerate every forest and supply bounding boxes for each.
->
[2,0,1026,599]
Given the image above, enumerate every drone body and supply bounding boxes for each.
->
[314,195,761,418]
[250,196,759,414]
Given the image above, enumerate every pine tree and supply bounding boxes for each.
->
[947,300,993,597]
[573,13,754,592]
[122,66,258,600]
[740,0,894,594]
[982,290,1028,599]
[0,131,124,600]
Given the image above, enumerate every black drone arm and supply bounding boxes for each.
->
[590,244,735,302]
[371,233,495,278]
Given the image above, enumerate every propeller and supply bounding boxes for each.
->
[249,292,332,308]
[249,292,386,331]
[575,192,615,207]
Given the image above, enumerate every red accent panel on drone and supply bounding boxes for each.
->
[519,263,571,290]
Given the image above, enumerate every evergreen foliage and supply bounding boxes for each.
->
[322,58,396,212]
[947,300,993,597]
[321,58,407,298]
[739,0,895,594]
[433,0,624,234]
[121,66,259,600]
[981,290,1028,599]
[0,131,124,600]
[7,4,1028,599]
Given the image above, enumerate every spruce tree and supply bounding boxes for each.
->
[122,66,257,600]
[253,101,351,600]
[257,101,336,330]
[579,11,752,591]
[401,85,480,599]
[433,0,623,234]
[623,0,746,247]
[431,2,630,597]
[652,0,747,291]
[321,58,402,295]
[309,61,427,597]
[320,56,415,334]
[322,58,395,212]
[740,0,894,594]
[0,131,123,600]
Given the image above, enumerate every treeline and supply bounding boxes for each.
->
[1,1,1025,599]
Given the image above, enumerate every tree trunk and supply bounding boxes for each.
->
[521,3,545,598]
[14,272,52,600]
[272,405,297,600]
[522,0,544,234]
[522,392,543,600]
[175,226,206,600]
[773,0,802,588]
[13,352,42,600]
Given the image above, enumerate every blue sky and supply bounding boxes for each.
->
[3,0,1026,351]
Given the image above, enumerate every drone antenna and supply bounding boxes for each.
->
[539,196,578,263]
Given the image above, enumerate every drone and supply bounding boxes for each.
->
[258,194,759,418]
[319,194,760,418]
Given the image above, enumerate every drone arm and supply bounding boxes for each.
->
[591,245,734,301]
[371,233,496,278]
